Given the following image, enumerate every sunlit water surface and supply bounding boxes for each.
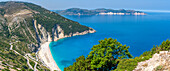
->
[50,12,170,71]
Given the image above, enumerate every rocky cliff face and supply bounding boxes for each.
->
[134,51,170,71]
[33,19,96,44]
[0,1,95,70]
[0,1,95,51]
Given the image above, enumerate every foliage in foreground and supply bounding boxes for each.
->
[114,40,170,71]
[64,38,132,71]
[65,39,170,71]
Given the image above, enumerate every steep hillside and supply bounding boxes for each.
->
[0,1,95,71]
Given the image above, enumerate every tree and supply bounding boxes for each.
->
[64,38,132,71]
[114,40,170,71]
[159,40,170,51]
[64,56,86,71]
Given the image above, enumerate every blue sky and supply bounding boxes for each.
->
[1,0,170,11]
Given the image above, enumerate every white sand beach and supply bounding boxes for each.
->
[38,29,96,71]
[38,42,61,71]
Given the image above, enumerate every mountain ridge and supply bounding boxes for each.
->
[55,8,146,15]
[0,1,95,71]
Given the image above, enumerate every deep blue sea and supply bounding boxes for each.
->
[50,12,170,71]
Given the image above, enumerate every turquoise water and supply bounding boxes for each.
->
[50,12,170,71]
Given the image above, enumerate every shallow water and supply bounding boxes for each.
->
[50,12,170,71]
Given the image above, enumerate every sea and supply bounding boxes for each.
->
[49,12,170,71]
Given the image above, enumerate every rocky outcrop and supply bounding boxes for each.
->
[33,20,50,43]
[35,20,96,71]
[33,20,96,45]
[133,51,170,71]
[0,1,96,70]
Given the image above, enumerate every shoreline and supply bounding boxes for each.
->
[38,42,61,71]
[38,29,96,71]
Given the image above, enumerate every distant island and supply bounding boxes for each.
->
[55,8,146,15]
[1,1,170,71]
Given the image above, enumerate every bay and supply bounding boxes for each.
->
[50,12,170,71]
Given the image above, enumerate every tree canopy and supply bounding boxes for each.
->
[64,38,132,71]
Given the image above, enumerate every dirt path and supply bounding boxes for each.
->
[34,61,38,71]
[26,56,34,69]
[9,42,38,71]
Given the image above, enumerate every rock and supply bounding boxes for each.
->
[133,51,170,71]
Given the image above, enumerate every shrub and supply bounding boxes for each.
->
[155,65,163,71]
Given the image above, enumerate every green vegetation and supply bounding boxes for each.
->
[0,1,169,71]
[155,65,163,71]
[0,1,93,70]
[30,60,35,68]
[113,59,138,71]
[0,37,50,70]
[65,39,170,71]
[0,38,29,70]
[55,8,145,15]
[24,2,90,35]
[64,38,132,71]
[114,40,170,71]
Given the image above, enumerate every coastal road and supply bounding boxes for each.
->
[9,42,38,71]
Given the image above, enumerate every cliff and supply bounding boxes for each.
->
[33,19,95,44]
[114,40,170,71]
[134,51,170,71]
[0,1,95,71]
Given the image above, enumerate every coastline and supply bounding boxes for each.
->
[38,42,61,71]
[38,29,96,71]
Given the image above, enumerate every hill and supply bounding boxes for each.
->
[55,8,146,15]
[0,1,95,71]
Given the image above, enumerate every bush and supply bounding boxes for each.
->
[65,38,132,71]
[155,65,163,71]
[115,40,170,71]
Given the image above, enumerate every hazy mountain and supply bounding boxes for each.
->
[55,8,146,15]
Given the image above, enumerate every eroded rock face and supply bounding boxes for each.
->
[33,20,96,44]
[0,1,96,70]
[133,51,170,71]
[35,20,96,71]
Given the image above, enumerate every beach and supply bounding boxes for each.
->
[38,28,96,71]
[38,42,61,71]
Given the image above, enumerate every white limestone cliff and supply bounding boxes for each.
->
[33,20,96,44]
[133,51,170,71]
[33,19,96,71]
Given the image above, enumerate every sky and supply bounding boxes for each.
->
[1,0,170,11]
